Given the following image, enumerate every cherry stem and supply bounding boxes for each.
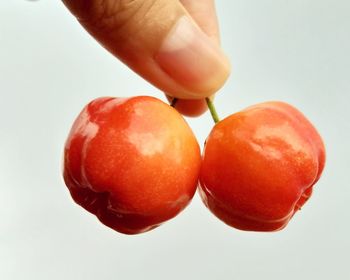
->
[170,97,219,123]
[206,97,220,124]
[170,98,178,107]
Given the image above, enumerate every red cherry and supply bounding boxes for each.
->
[199,101,325,232]
[63,96,201,234]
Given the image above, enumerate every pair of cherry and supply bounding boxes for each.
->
[63,95,325,234]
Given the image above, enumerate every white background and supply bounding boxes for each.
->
[1,1,349,279]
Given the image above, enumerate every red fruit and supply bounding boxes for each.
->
[63,96,201,234]
[199,102,326,232]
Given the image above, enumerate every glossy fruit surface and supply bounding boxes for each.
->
[199,101,325,231]
[63,96,201,234]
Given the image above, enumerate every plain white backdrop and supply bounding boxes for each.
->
[1,1,349,279]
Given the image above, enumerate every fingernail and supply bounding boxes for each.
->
[155,16,230,97]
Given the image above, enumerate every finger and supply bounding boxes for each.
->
[166,95,209,117]
[168,0,222,116]
[180,0,220,44]
[62,0,230,99]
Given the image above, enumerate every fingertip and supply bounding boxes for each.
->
[156,16,230,98]
[166,95,208,117]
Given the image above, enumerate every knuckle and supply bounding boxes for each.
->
[66,0,177,52]
[77,0,163,34]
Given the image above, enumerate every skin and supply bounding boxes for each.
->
[166,0,222,116]
[63,96,201,234]
[199,102,326,231]
[62,0,228,116]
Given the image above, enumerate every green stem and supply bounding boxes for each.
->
[206,97,220,124]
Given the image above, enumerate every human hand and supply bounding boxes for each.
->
[62,0,230,116]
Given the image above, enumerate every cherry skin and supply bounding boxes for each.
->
[63,96,201,234]
[199,101,326,232]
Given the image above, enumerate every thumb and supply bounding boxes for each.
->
[62,0,230,99]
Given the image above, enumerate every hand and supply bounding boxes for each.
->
[62,0,230,116]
